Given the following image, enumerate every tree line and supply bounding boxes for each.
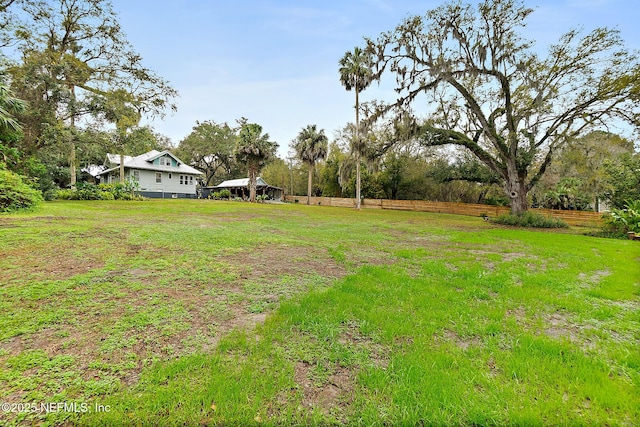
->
[175,118,637,212]
[1,0,639,213]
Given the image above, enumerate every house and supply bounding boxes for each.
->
[201,177,283,201]
[96,150,203,199]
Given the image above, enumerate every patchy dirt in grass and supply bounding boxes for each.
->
[439,329,483,351]
[338,323,390,369]
[270,322,390,421]
[543,312,580,341]
[0,223,129,284]
[538,311,599,351]
[466,249,528,271]
[0,245,105,283]
[229,244,347,283]
[0,241,350,409]
[0,218,21,228]
[577,270,611,288]
[506,306,528,325]
[293,361,354,420]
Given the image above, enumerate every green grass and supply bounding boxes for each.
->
[0,200,638,426]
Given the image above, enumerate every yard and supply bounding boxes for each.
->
[0,200,638,426]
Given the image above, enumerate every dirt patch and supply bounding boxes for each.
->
[506,306,527,325]
[278,322,390,420]
[338,323,389,369]
[205,212,261,222]
[467,249,528,271]
[0,245,104,283]
[0,242,349,404]
[294,361,354,417]
[486,356,500,377]
[228,244,347,284]
[577,270,611,287]
[543,312,580,341]
[539,311,597,350]
[439,329,482,351]
[126,268,152,278]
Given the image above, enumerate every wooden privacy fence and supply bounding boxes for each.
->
[283,195,604,226]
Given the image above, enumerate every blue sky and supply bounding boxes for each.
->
[110,0,640,157]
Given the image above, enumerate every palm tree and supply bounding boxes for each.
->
[339,46,373,209]
[234,122,278,202]
[0,81,26,133]
[292,124,328,205]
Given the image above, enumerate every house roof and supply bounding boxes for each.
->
[146,150,183,164]
[97,150,203,176]
[212,177,281,190]
[106,153,134,165]
[81,164,107,178]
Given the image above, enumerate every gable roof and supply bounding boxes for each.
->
[106,153,134,166]
[97,150,203,176]
[146,150,184,164]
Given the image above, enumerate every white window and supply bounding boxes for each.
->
[133,170,140,182]
[155,172,162,183]
[159,157,171,166]
[189,176,193,185]
[180,175,184,185]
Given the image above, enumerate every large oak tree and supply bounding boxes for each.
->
[176,120,240,186]
[365,0,640,214]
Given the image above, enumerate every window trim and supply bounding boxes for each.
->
[155,172,162,183]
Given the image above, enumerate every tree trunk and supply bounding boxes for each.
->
[69,86,77,188]
[69,139,76,188]
[307,163,313,205]
[355,81,361,210]
[120,153,125,183]
[248,165,257,202]
[355,154,361,208]
[505,168,528,215]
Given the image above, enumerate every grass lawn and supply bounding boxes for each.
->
[0,200,638,426]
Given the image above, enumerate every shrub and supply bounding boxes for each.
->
[541,178,592,211]
[55,189,74,200]
[209,192,220,200]
[55,181,143,201]
[219,189,231,199]
[0,169,43,212]
[492,211,568,228]
[99,191,115,200]
[74,182,103,200]
[604,200,640,234]
[98,183,128,200]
